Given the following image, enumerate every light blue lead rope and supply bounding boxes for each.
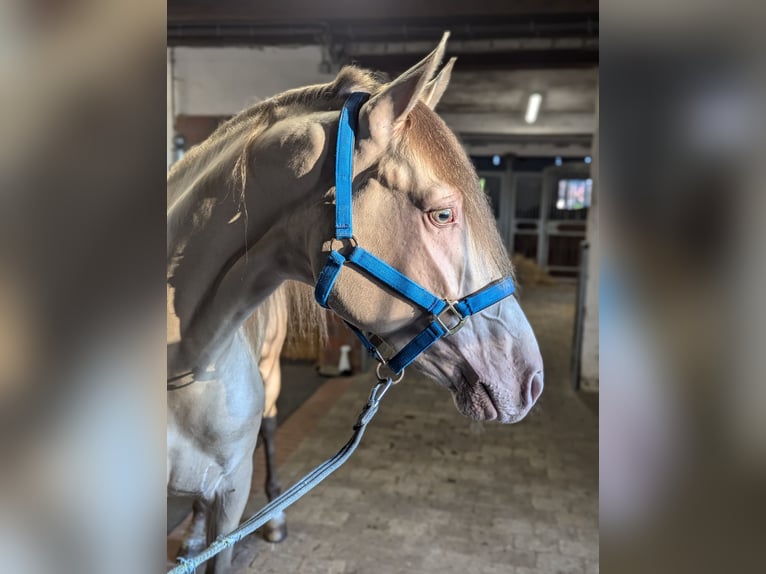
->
[167,377,394,574]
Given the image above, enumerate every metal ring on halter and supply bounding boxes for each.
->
[329,235,359,253]
[376,362,405,384]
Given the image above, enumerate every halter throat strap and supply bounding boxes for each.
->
[314,92,515,375]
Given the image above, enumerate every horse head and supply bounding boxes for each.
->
[311,35,544,423]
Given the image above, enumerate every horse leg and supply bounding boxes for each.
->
[176,499,208,560]
[259,413,288,542]
[258,319,288,544]
[205,458,253,574]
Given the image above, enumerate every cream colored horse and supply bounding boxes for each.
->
[167,34,543,573]
[171,281,321,562]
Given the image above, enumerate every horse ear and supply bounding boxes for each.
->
[358,31,450,145]
[422,57,456,110]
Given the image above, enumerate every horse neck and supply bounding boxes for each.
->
[167,111,334,376]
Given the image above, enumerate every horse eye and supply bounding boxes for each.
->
[430,208,454,225]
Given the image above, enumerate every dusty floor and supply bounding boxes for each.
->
[169,283,598,573]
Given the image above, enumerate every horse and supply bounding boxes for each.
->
[169,281,324,561]
[167,33,544,573]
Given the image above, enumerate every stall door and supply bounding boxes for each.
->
[510,173,543,261]
[541,167,591,276]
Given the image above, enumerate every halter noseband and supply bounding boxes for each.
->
[314,92,515,376]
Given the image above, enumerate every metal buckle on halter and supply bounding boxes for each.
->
[433,299,467,336]
[370,345,386,366]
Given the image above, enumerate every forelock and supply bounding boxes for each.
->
[397,103,478,195]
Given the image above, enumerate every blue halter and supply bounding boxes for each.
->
[314,92,516,376]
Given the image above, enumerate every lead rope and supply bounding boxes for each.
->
[167,375,395,574]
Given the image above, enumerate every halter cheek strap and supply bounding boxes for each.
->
[314,92,515,376]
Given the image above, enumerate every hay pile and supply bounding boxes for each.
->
[511,254,555,286]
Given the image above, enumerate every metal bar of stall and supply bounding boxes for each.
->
[570,240,589,390]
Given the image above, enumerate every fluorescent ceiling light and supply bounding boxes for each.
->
[525,93,542,124]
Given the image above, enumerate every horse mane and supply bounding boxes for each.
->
[281,280,328,344]
[243,280,328,361]
[167,67,383,192]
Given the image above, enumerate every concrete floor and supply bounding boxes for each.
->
[167,284,597,571]
[211,283,600,573]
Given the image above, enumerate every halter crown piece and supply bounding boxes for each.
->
[314,92,516,376]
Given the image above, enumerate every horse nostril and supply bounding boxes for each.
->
[528,371,544,405]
